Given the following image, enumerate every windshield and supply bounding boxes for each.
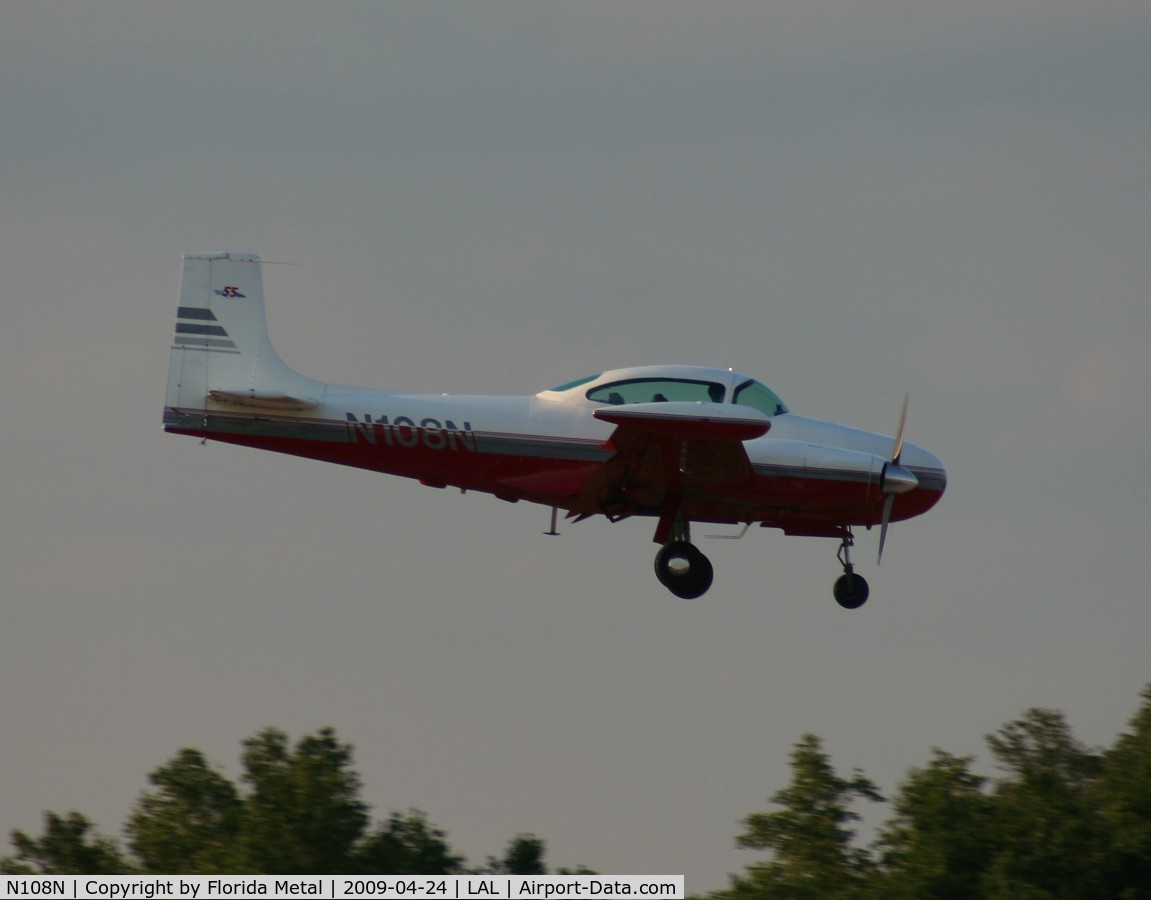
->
[733,379,788,416]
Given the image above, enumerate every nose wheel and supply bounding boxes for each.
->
[655,541,714,599]
[834,533,870,609]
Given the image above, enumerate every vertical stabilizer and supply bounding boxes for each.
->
[165,253,324,421]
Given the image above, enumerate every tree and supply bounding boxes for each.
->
[126,748,244,874]
[873,749,994,899]
[1,812,131,875]
[3,726,570,876]
[981,708,1107,898]
[352,810,463,875]
[1096,684,1151,897]
[718,734,883,899]
[238,727,370,874]
[488,834,547,875]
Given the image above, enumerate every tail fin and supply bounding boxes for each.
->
[164,253,324,426]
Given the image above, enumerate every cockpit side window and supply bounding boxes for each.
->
[733,379,788,416]
[587,379,726,405]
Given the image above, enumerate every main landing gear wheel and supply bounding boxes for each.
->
[833,572,870,609]
[834,532,870,609]
[655,541,714,599]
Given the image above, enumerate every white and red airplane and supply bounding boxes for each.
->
[164,253,945,607]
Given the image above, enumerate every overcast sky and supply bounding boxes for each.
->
[3,1,1150,888]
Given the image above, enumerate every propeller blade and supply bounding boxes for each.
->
[891,393,909,465]
[878,395,913,566]
[878,494,895,564]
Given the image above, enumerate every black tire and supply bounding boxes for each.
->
[833,572,870,609]
[655,541,714,599]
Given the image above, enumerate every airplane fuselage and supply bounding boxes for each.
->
[163,253,946,604]
[165,377,945,537]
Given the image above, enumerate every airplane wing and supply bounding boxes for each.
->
[569,402,770,523]
[592,403,771,441]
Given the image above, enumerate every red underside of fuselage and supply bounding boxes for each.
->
[167,419,943,538]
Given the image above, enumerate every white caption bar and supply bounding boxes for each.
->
[3,875,685,900]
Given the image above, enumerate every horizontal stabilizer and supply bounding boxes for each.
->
[208,389,319,411]
[594,402,771,441]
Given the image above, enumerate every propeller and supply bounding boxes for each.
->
[877,394,919,564]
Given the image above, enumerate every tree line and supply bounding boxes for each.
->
[6,686,1151,897]
[1,727,584,876]
[708,683,1151,899]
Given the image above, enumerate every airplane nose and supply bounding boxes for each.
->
[910,445,947,495]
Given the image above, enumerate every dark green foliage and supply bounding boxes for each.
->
[1,812,131,875]
[127,748,243,874]
[237,727,370,874]
[873,750,994,899]
[10,688,1151,887]
[487,834,548,875]
[1095,684,1151,898]
[981,709,1107,898]
[709,685,1151,900]
[352,810,463,875]
[3,727,580,875]
[722,734,883,899]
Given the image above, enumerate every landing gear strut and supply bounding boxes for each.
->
[654,516,713,599]
[833,532,870,609]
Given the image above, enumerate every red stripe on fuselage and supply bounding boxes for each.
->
[165,412,944,529]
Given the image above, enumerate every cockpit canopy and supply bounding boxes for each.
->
[540,365,788,417]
